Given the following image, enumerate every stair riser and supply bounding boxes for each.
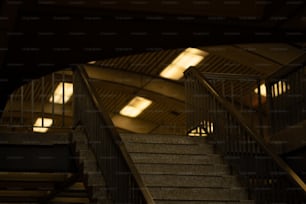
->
[124,143,214,154]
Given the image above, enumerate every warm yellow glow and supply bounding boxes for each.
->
[254,81,289,97]
[87,61,96,64]
[188,121,213,137]
[49,82,73,104]
[120,96,152,118]
[160,48,208,80]
[33,118,53,133]
[273,81,290,97]
[254,84,267,97]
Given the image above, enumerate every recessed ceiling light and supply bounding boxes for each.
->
[160,48,208,80]
[49,82,73,104]
[120,96,152,118]
[254,84,267,97]
[188,120,213,137]
[33,117,53,133]
[254,81,289,97]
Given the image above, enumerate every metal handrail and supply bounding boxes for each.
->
[73,65,154,203]
[185,67,306,195]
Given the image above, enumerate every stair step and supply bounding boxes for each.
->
[130,153,224,165]
[155,200,255,204]
[124,143,214,154]
[149,187,248,201]
[121,133,207,145]
[143,174,240,188]
[136,163,229,175]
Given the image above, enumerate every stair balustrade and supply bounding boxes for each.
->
[73,65,154,204]
[184,67,306,204]
[266,60,306,134]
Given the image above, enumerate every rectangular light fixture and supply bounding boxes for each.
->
[33,117,53,133]
[49,82,73,104]
[188,120,214,137]
[254,81,289,97]
[160,48,208,80]
[120,96,152,118]
[254,84,267,97]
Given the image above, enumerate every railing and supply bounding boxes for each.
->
[0,70,73,132]
[185,67,306,203]
[266,63,306,134]
[197,72,265,137]
[73,65,154,204]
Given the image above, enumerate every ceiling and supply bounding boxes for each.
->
[0,0,305,135]
[0,43,304,135]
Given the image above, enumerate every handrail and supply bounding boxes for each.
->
[184,67,306,198]
[73,65,154,203]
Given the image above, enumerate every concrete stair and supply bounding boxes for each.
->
[121,133,255,204]
[72,130,113,204]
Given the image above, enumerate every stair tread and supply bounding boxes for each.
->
[136,163,229,175]
[121,133,207,145]
[149,187,248,201]
[124,143,214,154]
[143,174,240,188]
[155,200,255,204]
[130,153,224,165]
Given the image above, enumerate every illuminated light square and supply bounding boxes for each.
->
[49,82,73,104]
[120,96,152,118]
[33,117,53,133]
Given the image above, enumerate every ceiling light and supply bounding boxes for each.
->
[33,117,53,133]
[254,81,289,97]
[160,48,208,80]
[188,120,213,137]
[273,81,290,97]
[120,96,152,118]
[87,61,96,64]
[254,84,267,97]
[49,82,73,104]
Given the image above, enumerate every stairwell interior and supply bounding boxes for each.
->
[0,61,305,203]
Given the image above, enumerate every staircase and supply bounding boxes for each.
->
[121,133,254,204]
[0,131,112,204]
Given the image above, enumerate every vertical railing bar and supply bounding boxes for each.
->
[31,80,34,127]
[21,86,24,126]
[52,73,55,127]
[9,93,13,126]
[62,72,65,127]
[41,77,45,127]
[257,79,263,137]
